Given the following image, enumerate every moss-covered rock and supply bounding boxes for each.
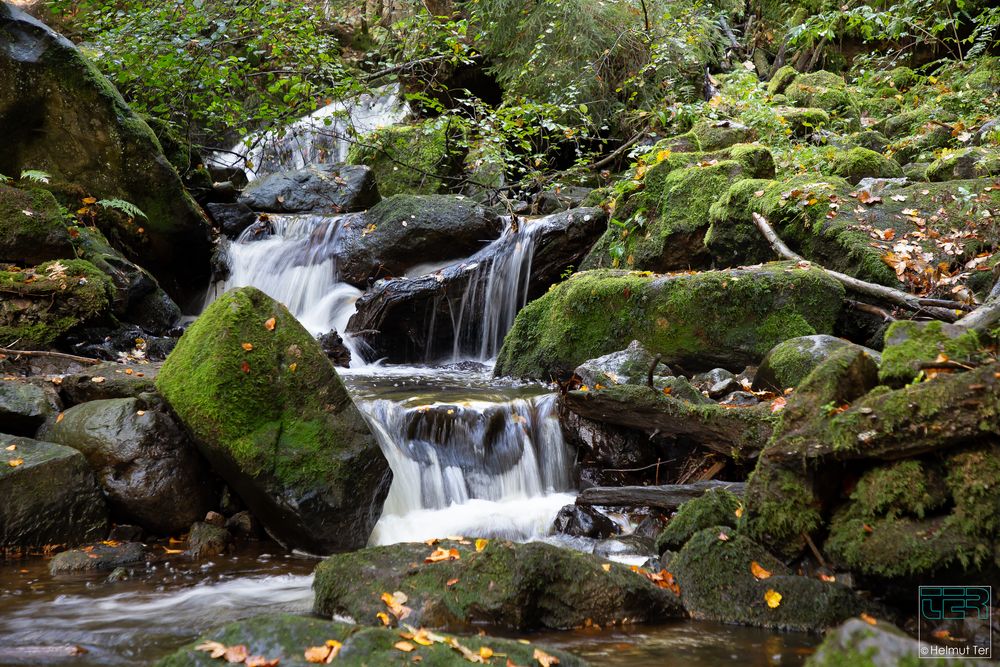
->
[494,263,845,379]
[691,120,756,150]
[0,434,108,556]
[926,146,1000,181]
[313,539,684,631]
[785,71,855,115]
[655,488,741,554]
[806,618,979,666]
[156,613,588,667]
[347,116,467,196]
[753,335,879,392]
[775,106,832,136]
[830,147,903,184]
[156,287,390,553]
[0,184,74,265]
[670,527,869,631]
[879,320,982,387]
[852,460,948,521]
[0,259,113,348]
[0,5,212,299]
[767,65,799,96]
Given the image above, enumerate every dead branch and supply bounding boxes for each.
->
[954,276,1000,332]
[0,348,101,365]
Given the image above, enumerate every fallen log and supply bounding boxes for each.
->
[576,480,746,511]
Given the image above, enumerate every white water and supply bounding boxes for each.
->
[208,86,409,180]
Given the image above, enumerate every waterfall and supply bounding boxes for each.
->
[208,85,409,180]
[365,393,575,544]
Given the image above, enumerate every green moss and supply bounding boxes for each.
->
[0,184,74,264]
[785,71,854,115]
[853,460,947,520]
[926,147,1000,181]
[493,263,845,379]
[655,488,741,554]
[879,320,982,387]
[745,463,823,559]
[347,117,467,196]
[945,444,1000,537]
[691,120,756,151]
[829,147,903,184]
[768,65,799,95]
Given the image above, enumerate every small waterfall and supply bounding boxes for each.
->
[366,393,575,544]
[209,85,409,180]
[209,214,367,362]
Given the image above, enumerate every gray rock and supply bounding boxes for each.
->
[718,391,759,407]
[60,364,159,407]
[753,335,880,392]
[238,164,378,214]
[553,504,620,538]
[0,434,107,554]
[205,202,257,238]
[693,368,735,388]
[806,618,979,666]
[187,521,231,559]
[0,379,61,435]
[708,377,740,399]
[50,541,146,574]
[574,340,662,387]
[40,397,215,534]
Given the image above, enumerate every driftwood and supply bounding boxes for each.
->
[751,212,964,322]
[575,480,746,511]
[0,348,101,365]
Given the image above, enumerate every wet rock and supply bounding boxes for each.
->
[753,335,880,392]
[574,340,663,388]
[717,391,758,407]
[692,368,735,388]
[655,487,741,554]
[225,511,256,538]
[671,527,870,632]
[560,408,659,471]
[553,504,620,539]
[0,184,75,265]
[0,434,107,554]
[707,377,740,399]
[66,324,178,362]
[187,521,231,559]
[39,397,216,535]
[156,613,587,667]
[204,511,225,527]
[107,524,143,542]
[576,481,746,513]
[49,541,146,574]
[313,539,684,630]
[205,202,257,239]
[316,330,351,368]
[59,362,158,405]
[495,263,844,379]
[348,208,606,362]
[0,5,212,299]
[531,186,593,214]
[156,287,391,553]
[806,618,978,666]
[105,567,129,583]
[0,379,61,436]
[926,146,1000,181]
[238,164,378,214]
[336,194,502,287]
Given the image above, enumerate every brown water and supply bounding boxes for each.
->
[0,548,819,666]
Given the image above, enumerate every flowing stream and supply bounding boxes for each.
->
[0,102,820,665]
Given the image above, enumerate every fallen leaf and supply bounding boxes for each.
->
[425,547,461,563]
[475,538,489,552]
[533,648,560,666]
[480,646,494,659]
[860,613,877,625]
[750,561,772,580]
[90,376,106,384]
[446,578,460,587]
[245,656,280,667]
[264,317,276,331]
[819,573,837,583]
[289,363,297,372]
[224,645,249,663]
[242,342,254,351]
[7,458,23,467]
[240,361,251,374]
[5,444,15,451]
[381,591,412,621]
[769,396,786,413]
[376,612,391,626]
[56,412,64,423]
[718,531,730,541]
[394,641,416,652]
[734,506,743,519]
[601,564,611,572]
[764,589,782,608]
[195,641,228,659]
[162,546,183,554]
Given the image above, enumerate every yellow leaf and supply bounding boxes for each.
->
[475,538,488,552]
[242,342,254,351]
[289,362,298,372]
[655,149,672,163]
[81,196,97,205]
[601,564,611,572]
[533,648,560,666]
[860,613,877,625]
[480,646,494,659]
[764,589,782,608]
[750,561,771,580]
[162,546,184,554]
[395,641,416,652]
[376,612,390,626]
[5,444,16,451]
[195,641,227,659]
[411,629,435,646]
[7,458,23,467]
[56,412,64,423]
[425,547,461,563]
[734,506,743,519]
[264,317,276,331]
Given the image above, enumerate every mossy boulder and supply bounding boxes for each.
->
[336,194,502,287]
[655,488,741,554]
[830,147,903,184]
[313,539,684,631]
[785,71,855,115]
[494,263,845,379]
[0,434,107,555]
[767,65,799,95]
[0,259,113,348]
[753,335,879,392]
[806,618,979,666]
[347,116,467,196]
[0,5,212,299]
[774,106,831,136]
[49,540,147,574]
[156,613,588,667]
[691,120,756,150]
[879,320,982,387]
[156,287,391,553]
[0,184,74,265]
[926,146,1000,181]
[670,527,870,631]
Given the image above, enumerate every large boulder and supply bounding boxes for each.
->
[0,5,212,299]
[0,184,74,265]
[0,259,113,348]
[336,194,502,287]
[494,263,845,379]
[157,613,587,667]
[0,434,107,555]
[313,539,684,631]
[807,618,980,666]
[156,287,391,553]
[238,164,379,214]
[39,396,215,535]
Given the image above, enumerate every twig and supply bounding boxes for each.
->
[589,129,647,171]
[0,348,101,365]
[751,213,961,322]
[802,531,829,569]
[846,299,896,322]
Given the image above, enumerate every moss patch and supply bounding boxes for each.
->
[656,488,742,554]
[879,320,983,387]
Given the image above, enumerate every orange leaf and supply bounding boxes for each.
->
[246,656,280,667]
[533,648,560,666]
[425,547,461,563]
[394,641,416,652]
[446,578,460,587]
[764,589,782,608]
[376,612,390,626]
[56,412,64,423]
[264,317,276,331]
[860,613,877,625]
[7,458,23,467]
[241,361,251,374]
[242,342,254,351]
[480,646,494,659]
[223,645,249,663]
[750,561,772,580]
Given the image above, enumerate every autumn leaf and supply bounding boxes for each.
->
[533,648,560,666]
[4,444,15,451]
[195,641,227,659]
[304,640,342,664]
[7,458,23,467]
[264,317,276,331]
[376,612,391,626]
[162,546,184,554]
[819,573,836,583]
[240,361,251,374]
[717,531,729,541]
[769,397,786,413]
[56,412,65,423]
[223,645,249,663]
[394,641,416,652]
[381,591,412,621]
[425,547,461,563]
[242,342,254,351]
[245,656,280,667]
[860,613,878,625]
[601,563,611,572]
[734,506,743,519]
[480,647,494,659]
[446,578,460,587]
[475,538,488,552]
[750,561,772,580]
[764,589,782,608]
